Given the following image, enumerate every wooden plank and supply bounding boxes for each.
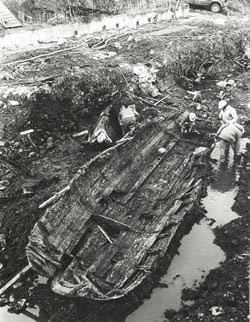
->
[104,154,194,284]
[136,184,202,271]
[105,165,204,295]
[121,140,178,204]
[93,215,137,232]
[0,1,22,29]
[28,116,207,299]
[107,198,196,289]
[0,265,31,296]
[29,121,175,261]
[97,225,113,244]
[66,227,108,273]
[91,154,185,277]
[93,153,192,280]
[66,147,189,284]
[101,141,182,225]
[108,200,183,287]
[52,171,203,296]
[98,130,167,198]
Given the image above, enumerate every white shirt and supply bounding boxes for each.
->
[217,123,244,144]
[219,105,238,124]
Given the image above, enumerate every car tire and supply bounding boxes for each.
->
[210,3,222,13]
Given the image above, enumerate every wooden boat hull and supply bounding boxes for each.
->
[27,115,207,300]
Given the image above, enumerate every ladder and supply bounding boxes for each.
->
[0,0,22,29]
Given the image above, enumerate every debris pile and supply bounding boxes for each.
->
[132,63,160,97]
[233,43,250,69]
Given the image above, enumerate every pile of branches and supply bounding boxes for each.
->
[161,25,250,82]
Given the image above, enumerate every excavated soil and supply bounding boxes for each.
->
[0,10,249,322]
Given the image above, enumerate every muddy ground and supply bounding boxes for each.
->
[0,9,249,322]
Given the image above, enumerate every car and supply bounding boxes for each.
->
[184,0,228,13]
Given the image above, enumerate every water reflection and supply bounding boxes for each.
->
[0,306,49,322]
[211,163,237,192]
[203,156,239,227]
[126,220,225,322]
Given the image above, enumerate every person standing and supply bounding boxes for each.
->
[216,122,244,162]
[218,100,238,125]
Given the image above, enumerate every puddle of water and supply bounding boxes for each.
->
[126,154,240,322]
[207,144,240,227]
[0,273,50,322]
[0,275,49,322]
[126,220,225,322]
[203,185,239,228]
[0,306,49,322]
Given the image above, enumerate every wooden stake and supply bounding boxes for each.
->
[0,264,31,296]
[93,214,135,232]
[39,194,58,209]
[119,67,132,90]
[39,185,70,209]
[97,225,113,244]
[27,134,37,148]
[154,85,176,106]
[80,140,127,171]
[20,129,34,135]
[72,130,89,138]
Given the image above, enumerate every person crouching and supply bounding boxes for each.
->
[118,104,139,136]
[178,111,197,134]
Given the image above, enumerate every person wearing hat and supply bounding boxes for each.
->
[218,100,238,125]
[118,104,139,136]
[178,111,197,134]
[216,122,244,162]
[218,80,235,101]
